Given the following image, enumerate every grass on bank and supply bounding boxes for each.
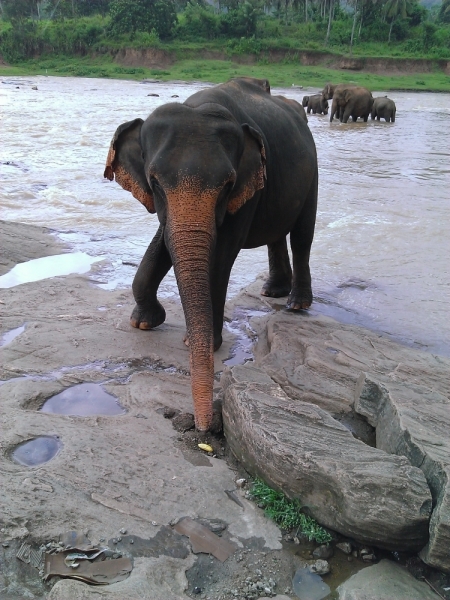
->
[1,54,449,92]
[250,478,333,544]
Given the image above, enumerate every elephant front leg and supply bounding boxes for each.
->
[261,238,292,298]
[131,224,172,330]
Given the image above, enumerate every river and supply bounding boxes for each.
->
[1,76,449,356]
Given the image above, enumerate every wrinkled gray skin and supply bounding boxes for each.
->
[274,95,308,123]
[371,96,396,122]
[306,94,328,115]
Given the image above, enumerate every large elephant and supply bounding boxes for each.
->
[274,95,308,123]
[306,94,328,115]
[104,77,318,431]
[371,96,396,122]
[325,84,373,123]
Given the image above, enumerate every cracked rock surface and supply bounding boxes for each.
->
[222,289,450,572]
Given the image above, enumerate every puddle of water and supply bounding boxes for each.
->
[0,252,103,288]
[223,308,269,367]
[40,383,126,416]
[11,436,62,466]
[292,567,330,600]
[0,324,25,347]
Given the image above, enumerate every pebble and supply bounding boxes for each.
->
[362,553,375,561]
[308,559,330,575]
[119,528,127,535]
[336,542,352,554]
[236,478,246,488]
[312,544,334,559]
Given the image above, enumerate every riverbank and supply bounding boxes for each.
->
[1,49,450,91]
[1,220,449,600]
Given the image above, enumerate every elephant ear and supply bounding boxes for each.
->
[227,124,266,215]
[104,118,155,214]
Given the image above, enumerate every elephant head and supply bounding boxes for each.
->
[104,103,266,430]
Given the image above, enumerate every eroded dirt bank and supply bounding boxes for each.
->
[1,221,449,600]
[111,47,450,76]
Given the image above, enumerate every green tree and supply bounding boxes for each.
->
[438,0,450,23]
[1,0,42,21]
[384,0,415,41]
[108,0,177,38]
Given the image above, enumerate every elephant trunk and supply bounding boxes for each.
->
[166,187,217,431]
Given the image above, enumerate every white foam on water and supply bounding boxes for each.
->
[0,252,104,289]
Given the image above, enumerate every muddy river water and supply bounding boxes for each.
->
[1,76,449,356]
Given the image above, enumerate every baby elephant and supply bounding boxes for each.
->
[306,94,329,115]
[371,96,396,122]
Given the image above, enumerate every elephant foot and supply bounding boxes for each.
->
[286,290,312,311]
[130,301,166,330]
[261,280,291,298]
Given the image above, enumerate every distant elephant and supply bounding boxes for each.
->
[326,85,373,123]
[302,95,310,107]
[371,96,396,122]
[306,94,328,115]
[104,77,318,431]
[321,83,358,121]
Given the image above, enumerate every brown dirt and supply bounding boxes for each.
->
[110,47,450,76]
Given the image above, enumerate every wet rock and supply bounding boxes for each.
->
[312,545,334,559]
[171,412,195,432]
[336,559,442,599]
[308,559,330,575]
[336,542,352,555]
[222,363,432,551]
[250,310,450,569]
[355,373,450,573]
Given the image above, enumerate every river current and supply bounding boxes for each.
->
[1,76,449,356]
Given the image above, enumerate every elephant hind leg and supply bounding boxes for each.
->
[261,237,292,298]
[131,224,172,330]
[286,174,317,311]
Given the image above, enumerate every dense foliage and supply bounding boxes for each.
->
[0,0,449,61]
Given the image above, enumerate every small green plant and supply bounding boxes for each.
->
[250,479,332,544]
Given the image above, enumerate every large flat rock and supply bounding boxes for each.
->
[247,308,450,572]
[355,374,450,573]
[336,559,441,600]
[222,363,432,550]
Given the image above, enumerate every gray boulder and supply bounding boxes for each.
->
[222,363,431,550]
[355,373,450,573]
[246,310,450,572]
[336,559,441,599]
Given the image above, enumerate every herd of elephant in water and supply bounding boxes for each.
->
[302,82,396,123]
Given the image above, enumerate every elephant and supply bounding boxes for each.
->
[302,95,310,107]
[104,77,318,431]
[371,96,396,122]
[274,95,308,123]
[321,83,358,121]
[324,84,373,123]
[306,94,328,115]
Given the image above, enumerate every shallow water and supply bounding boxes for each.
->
[0,252,103,288]
[11,436,62,466]
[1,76,449,355]
[40,382,126,416]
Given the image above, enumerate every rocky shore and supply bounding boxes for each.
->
[1,220,449,600]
